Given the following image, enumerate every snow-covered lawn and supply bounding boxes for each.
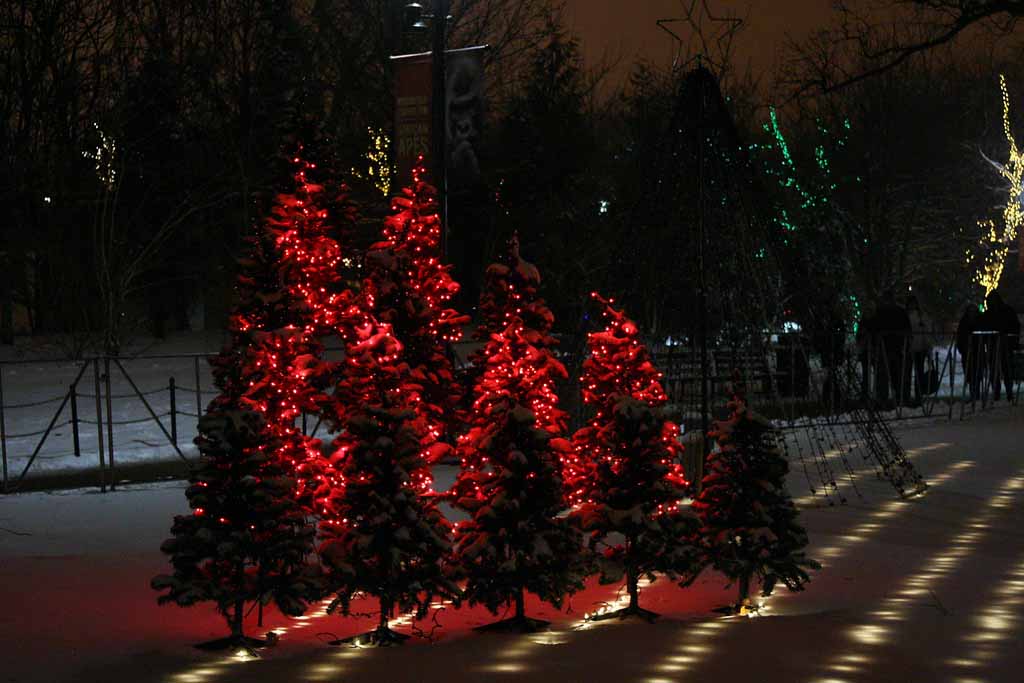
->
[2,408,1023,683]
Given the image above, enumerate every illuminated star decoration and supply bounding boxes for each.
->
[971,74,1023,299]
[656,0,743,73]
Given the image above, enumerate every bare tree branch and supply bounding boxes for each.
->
[781,0,1024,101]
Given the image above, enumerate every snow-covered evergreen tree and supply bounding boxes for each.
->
[208,150,356,505]
[472,233,544,343]
[694,392,820,611]
[567,294,699,620]
[318,318,459,645]
[153,149,349,647]
[153,410,317,648]
[365,159,468,447]
[450,246,583,632]
[317,163,464,645]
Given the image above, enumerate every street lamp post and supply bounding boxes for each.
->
[399,1,450,259]
[430,0,448,260]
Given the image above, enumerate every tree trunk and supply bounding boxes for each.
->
[379,596,390,631]
[514,588,525,620]
[738,572,751,606]
[627,567,639,611]
[257,564,266,627]
[231,599,244,639]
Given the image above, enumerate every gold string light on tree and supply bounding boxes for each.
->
[970,74,1023,299]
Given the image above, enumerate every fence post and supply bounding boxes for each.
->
[105,357,116,491]
[12,362,89,490]
[0,365,7,493]
[112,359,185,461]
[980,334,991,411]
[789,338,795,400]
[866,340,873,401]
[169,377,177,446]
[70,383,81,458]
[993,335,1004,403]
[93,359,106,493]
[947,344,955,421]
[194,356,202,419]
[960,337,972,420]
[896,337,907,419]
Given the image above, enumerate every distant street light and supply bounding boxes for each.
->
[404,2,428,30]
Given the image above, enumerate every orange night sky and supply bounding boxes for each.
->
[564,0,837,89]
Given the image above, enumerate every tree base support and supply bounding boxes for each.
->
[712,598,760,616]
[473,615,551,634]
[328,626,410,647]
[194,635,268,652]
[587,605,659,623]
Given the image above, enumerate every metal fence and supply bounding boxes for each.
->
[0,353,221,493]
[1,332,1017,494]
[0,341,465,494]
[649,330,1021,430]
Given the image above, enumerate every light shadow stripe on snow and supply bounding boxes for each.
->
[643,457,976,683]
[943,549,1024,679]
[808,464,1024,683]
[812,460,975,570]
[791,441,951,509]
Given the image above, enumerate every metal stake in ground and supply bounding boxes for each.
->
[93,359,106,493]
[104,358,116,490]
[70,382,80,458]
[169,377,177,446]
[112,359,185,462]
[12,361,89,491]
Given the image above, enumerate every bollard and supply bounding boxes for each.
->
[169,377,177,446]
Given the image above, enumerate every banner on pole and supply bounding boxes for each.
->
[392,45,486,190]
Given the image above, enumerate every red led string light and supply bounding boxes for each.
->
[449,237,583,625]
[316,161,463,635]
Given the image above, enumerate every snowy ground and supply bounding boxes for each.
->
[2,407,1023,682]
